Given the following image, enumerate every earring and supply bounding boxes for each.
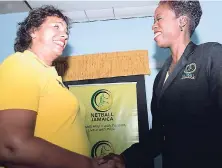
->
[180,26,183,31]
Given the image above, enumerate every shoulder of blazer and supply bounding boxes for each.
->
[198,42,222,56]
[198,42,222,78]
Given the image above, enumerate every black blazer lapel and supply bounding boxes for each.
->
[155,57,171,99]
[159,41,198,99]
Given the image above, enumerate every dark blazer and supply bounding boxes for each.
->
[122,41,222,168]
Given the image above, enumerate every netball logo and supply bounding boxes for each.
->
[181,63,196,80]
[91,89,113,112]
[91,141,114,157]
[184,63,196,74]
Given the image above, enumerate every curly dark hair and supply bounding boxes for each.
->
[14,5,71,52]
[159,0,202,36]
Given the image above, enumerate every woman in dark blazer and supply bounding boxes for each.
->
[98,1,222,168]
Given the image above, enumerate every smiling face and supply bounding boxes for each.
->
[152,4,181,48]
[31,16,68,61]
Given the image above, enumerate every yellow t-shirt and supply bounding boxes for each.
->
[0,50,90,156]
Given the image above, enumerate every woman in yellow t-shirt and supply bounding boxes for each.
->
[0,5,112,168]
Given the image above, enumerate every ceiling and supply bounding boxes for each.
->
[0,1,159,23]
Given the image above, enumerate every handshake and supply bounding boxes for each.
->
[94,153,125,168]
